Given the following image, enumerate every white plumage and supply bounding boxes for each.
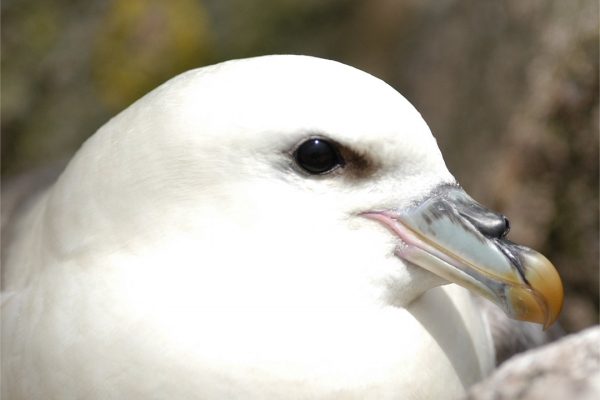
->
[3,55,562,399]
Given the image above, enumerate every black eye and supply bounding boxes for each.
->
[294,138,344,174]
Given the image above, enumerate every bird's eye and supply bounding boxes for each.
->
[294,138,344,174]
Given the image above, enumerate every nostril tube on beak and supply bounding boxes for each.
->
[456,203,511,239]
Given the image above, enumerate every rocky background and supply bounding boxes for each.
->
[2,0,598,333]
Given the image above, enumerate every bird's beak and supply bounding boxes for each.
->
[363,185,563,328]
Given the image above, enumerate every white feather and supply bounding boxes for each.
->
[2,55,493,399]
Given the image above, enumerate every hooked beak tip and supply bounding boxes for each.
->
[512,251,563,329]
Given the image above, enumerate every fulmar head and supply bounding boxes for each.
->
[48,55,561,321]
[3,55,563,399]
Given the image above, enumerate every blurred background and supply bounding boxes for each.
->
[1,0,598,332]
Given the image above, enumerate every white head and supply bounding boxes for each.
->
[5,55,562,399]
[44,55,454,309]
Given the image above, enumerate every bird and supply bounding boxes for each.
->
[1,55,564,399]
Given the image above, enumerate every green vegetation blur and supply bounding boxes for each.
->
[1,0,598,332]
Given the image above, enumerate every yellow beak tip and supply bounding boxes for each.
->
[509,251,564,328]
